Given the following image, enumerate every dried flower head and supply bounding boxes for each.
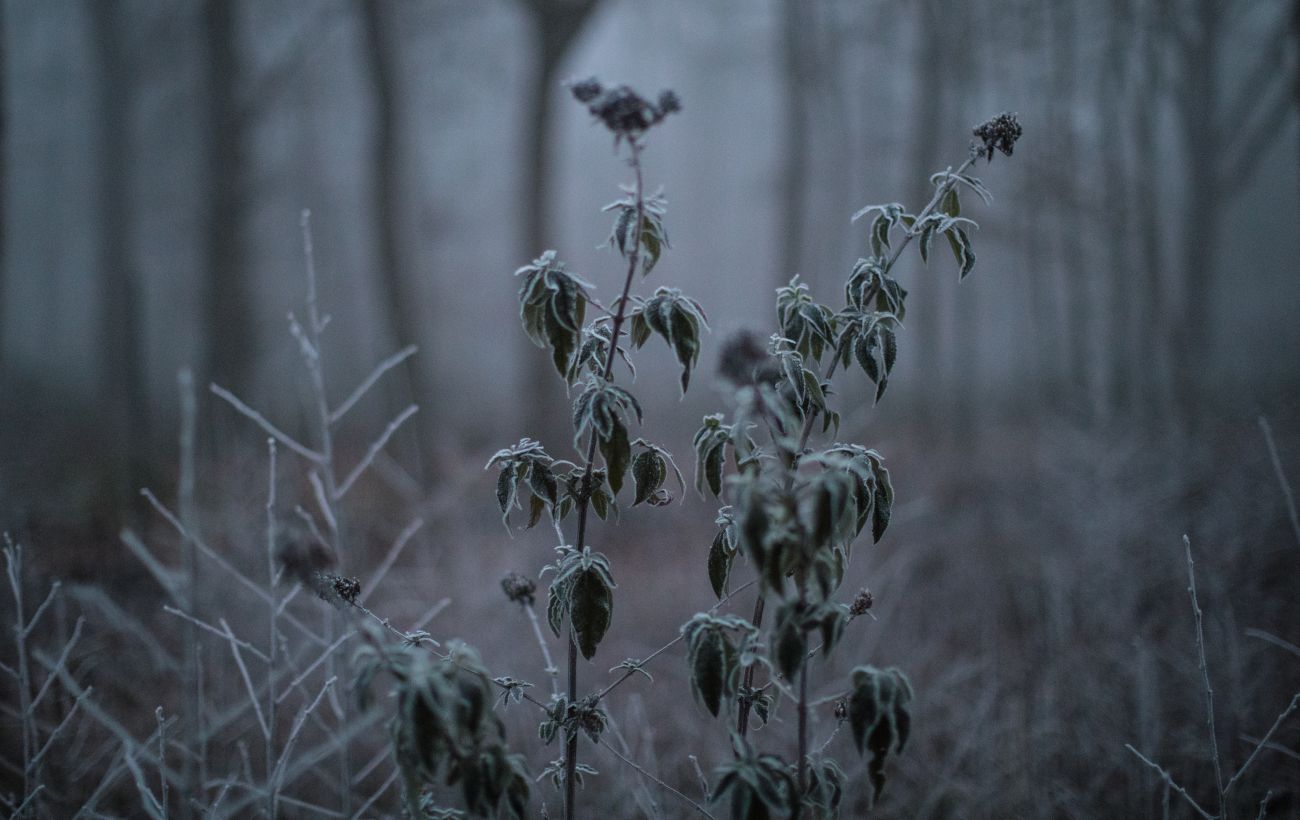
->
[718,330,780,387]
[972,112,1022,162]
[849,588,874,617]
[274,527,336,587]
[313,572,360,608]
[567,77,680,143]
[501,571,537,606]
[834,697,849,722]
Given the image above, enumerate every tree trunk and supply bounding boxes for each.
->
[1172,0,1221,422]
[360,1,435,468]
[201,0,254,398]
[1133,8,1169,423]
[1101,0,1136,418]
[1048,1,1092,418]
[518,1,599,448]
[91,1,147,514]
[777,0,810,290]
[907,0,946,430]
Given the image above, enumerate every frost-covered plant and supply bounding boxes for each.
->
[682,114,1022,817]
[487,77,691,820]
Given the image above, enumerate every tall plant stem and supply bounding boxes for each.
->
[736,152,980,742]
[795,654,809,818]
[564,139,646,820]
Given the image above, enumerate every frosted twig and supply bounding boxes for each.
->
[308,472,338,533]
[1225,693,1300,795]
[1243,628,1300,659]
[595,579,758,703]
[155,708,168,820]
[524,603,560,698]
[599,739,714,818]
[352,769,398,820]
[1124,744,1214,819]
[359,517,424,604]
[1240,733,1300,763]
[330,344,418,425]
[123,745,165,820]
[28,686,90,772]
[1256,790,1273,820]
[219,618,270,741]
[142,490,274,607]
[28,618,84,714]
[120,529,181,599]
[275,632,351,705]
[1184,535,1226,818]
[335,404,419,499]
[269,676,336,794]
[688,754,711,802]
[11,786,45,818]
[1258,416,1300,548]
[21,581,62,638]
[162,607,269,663]
[209,383,323,463]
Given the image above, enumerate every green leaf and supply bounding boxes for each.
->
[547,583,566,638]
[570,568,614,659]
[690,627,726,716]
[704,443,724,498]
[946,226,976,280]
[599,420,631,496]
[631,450,666,506]
[707,529,733,599]
[774,614,805,680]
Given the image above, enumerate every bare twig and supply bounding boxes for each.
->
[330,344,418,425]
[1124,744,1214,820]
[1258,416,1300,549]
[335,403,419,499]
[209,383,323,463]
[1184,535,1226,818]
[599,739,715,819]
[359,517,424,604]
[1225,693,1300,795]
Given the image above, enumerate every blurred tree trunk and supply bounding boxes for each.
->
[1101,0,1137,418]
[200,0,254,398]
[908,0,947,431]
[91,1,147,513]
[517,0,600,446]
[1017,0,1060,414]
[1048,1,1093,419]
[1133,6,1170,422]
[776,0,810,291]
[1169,0,1290,421]
[360,0,435,468]
[950,0,979,443]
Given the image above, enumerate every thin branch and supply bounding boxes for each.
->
[352,770,398,820]
[330,345,418,425]
[1258,416,1300,549]
[120,529,181,600]
[336,404,418,499]
[162,606,269,663]
[1244,627,1300,659]
[1225,693,1300,794]
[596,579,758,703]
[208,383,323,463]
[522,603,560,698]
[219,618,270,741]
[359,517,424,604]
[1124,744,1214,820]
[599,739,715,819]
[1184,535,1226,818]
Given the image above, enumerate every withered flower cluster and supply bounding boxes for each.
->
[568,77,680,143]
[972,112,1023,162]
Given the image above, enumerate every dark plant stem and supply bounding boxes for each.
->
[796,654,809,819]
[563,139,645,820]
[737,153,978,743]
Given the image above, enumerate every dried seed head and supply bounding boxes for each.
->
[849,588,874,617]
[718,330,780,387]
[501,572,537,606]
[567,77,680,141]
[834,697,849,722]
[972,112,1022,162]
[568,77,603,104]
[313,572,360,608]
[274,527,336,587]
